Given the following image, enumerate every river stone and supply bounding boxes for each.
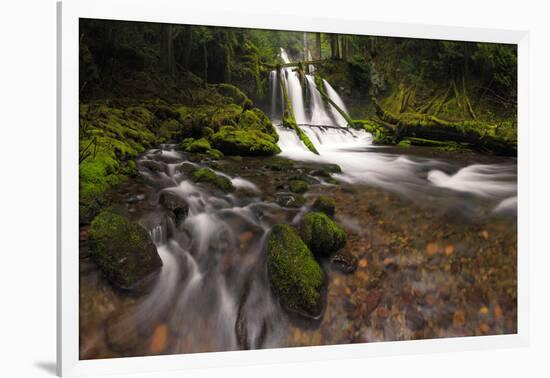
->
[331,249,358,274]
[312,195,336,218]
[267,224,325,319]
[159,191,189,226]
[89,209,162,291]
[299,212,347,257]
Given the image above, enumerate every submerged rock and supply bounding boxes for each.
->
[159,191,189,226]
[267,224,325,319]
[299,212,347,257]
[312,196,336,218]
[331,249,358,274]
[89,209,162,291]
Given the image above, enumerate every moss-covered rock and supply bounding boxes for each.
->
[211,128,281,156]
[175,162,197,175]
[289,179,308,194]
[299,212,347,257]
[266,224,325,318]
[185,138,211,153]
[312,196,336,218]
[88,209,162,290]
[191,167,233,191]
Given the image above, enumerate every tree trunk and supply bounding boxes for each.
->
[160,24,175,76]
[202,43,208,85]
[182,25,193,70]
[316,33,322,60]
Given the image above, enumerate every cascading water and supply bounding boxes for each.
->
[268,48,517,214]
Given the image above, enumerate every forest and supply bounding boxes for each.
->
[79,18,518,359]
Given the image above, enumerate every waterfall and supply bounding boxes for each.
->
[323,79,349,127]
[280,49,308,124]
[305,75,333,126]
[272,48,370,156]
[269,71,278,121]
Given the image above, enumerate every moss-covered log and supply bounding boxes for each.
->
[278,69,319,154]
[372,98,516,155]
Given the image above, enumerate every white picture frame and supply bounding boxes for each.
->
[57,0,530,376]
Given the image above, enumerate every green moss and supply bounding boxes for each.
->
[89,209,162,290]
[185,138,211,153]
[191,167,233,191]
[180,137,195,150]
[398,139,411,148]
[266,224,325,318]
[289,179,308,194]
[312,196,336,218]
[213,83,251,107]
[211,129,281,156]
[300,212,347,257]
[239,108,278,139]
[207,148,224,159]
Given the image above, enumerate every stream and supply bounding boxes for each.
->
[79,50,517,359]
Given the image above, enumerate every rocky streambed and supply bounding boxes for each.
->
[79,144,517,359]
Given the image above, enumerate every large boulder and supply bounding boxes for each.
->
[299,212,347,257]
[89,209,162,290]
[266,224,325,319]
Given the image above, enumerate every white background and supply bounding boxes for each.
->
[0,0,547,377]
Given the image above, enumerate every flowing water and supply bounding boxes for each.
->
[79,49,517,359]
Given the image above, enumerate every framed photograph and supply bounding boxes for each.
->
[58,0,529,376]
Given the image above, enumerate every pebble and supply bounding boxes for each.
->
[150,324,169,354]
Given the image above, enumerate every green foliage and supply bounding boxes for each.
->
[266,224,325,318]
[299,212,347,257]
[89,208,162,290]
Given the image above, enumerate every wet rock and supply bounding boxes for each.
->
[331,250,358,274]
[300,212,347,257]
[191,167,233,192]
[312,196,336,218]
[175,162,197,175]
[276,194,305,208]
[138,160,164,173]
[405,306,426,331]
[89,208,163,291]
[266,224,325,319]
[159,191,189,226]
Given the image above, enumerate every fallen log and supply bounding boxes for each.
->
[371,98,516,156]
